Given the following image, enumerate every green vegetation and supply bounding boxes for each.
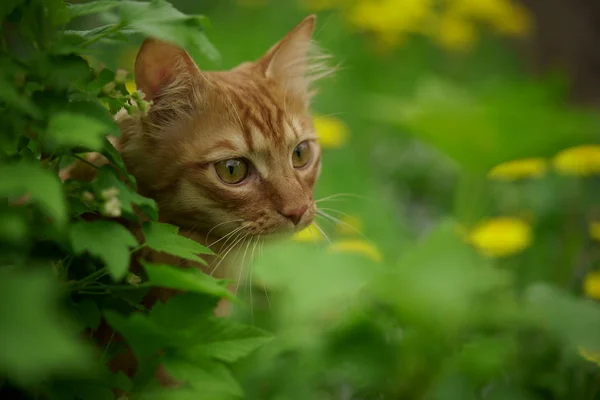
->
[2,0,600,399]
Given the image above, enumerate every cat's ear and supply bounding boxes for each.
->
[134,39,200,101]
[258,15,326,101]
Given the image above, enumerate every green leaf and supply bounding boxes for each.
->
[70,220,138,280]
[142,221,213,265]
[180,317,272,363]
[117,0,220,63]
[163,358,243,397]
[46,112,111,151]
[142,262,232,299]
[95,166,157,220]
[67,1,120,18]
[0,75,41,118]
[0,268,90,384]
[0,162,67,226]
[525,284,600,353]
[380,220,512,333]
[73,299,102,330]
[103,310,168,360]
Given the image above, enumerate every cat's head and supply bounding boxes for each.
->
[120,15,332,241]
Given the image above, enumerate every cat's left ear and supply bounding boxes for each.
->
[258,15,326,102]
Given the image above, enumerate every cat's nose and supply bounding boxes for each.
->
[280,205,308,225]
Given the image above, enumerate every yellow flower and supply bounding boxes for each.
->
[468,217,532,257]
[125,80,137,95]
[329,239,382,262]
[590,222,600,242]
[579,347,600,365]
[435,14,476,51]
[553,145,600,176]
[487,158,547,181]
[346,0,431,40]
[452,0,532,37]
[313,115,348,148]
[584,272,600,300]
[335,214,364,236]
[293,224,325,243]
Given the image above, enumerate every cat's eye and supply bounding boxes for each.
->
[214,158,249,184]
[292,141,311,169]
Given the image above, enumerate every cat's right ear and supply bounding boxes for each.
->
[134,39,200,101]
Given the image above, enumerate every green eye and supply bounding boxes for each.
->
[214,158,249,184]
[292,141,311,168]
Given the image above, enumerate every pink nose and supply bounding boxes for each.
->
[281,205,308,225]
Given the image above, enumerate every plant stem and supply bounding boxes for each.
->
[72,154,100,170]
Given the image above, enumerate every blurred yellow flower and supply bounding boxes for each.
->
[487,158,547,181]
[579,347,600,365]
[589,222,600,242]
[435,15,476,51]
[125,80,137,95]
[583,271,600,300]
[347,0,431,42]
[313,115,348,148]
[329,239,382,262]
[553,145,600,176]
[453,0,531,36]
[335,214,364,236]
[293,224,325,242]
[468,217,532,257]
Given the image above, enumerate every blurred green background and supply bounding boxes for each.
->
[5,0,600,398]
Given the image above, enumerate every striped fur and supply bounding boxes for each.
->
[117,15,331,254]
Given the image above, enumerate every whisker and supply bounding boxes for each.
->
[248,236,260,324]
[235,238,253,297]
[209,223,248,248]
[312,221,331,244]
[315,193,374,204]
[316,209,371,242]
[205,219,243,243]
[210,230,248,276]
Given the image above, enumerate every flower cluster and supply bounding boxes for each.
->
[300,0,531,52]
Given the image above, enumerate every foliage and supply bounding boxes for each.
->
[4,0,600,399]
[0,0,267,398]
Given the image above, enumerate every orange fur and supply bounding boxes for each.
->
[66,15,331,387]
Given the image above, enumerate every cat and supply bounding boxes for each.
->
[64,14,332,386]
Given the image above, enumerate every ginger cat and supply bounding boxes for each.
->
[64,15,331,385]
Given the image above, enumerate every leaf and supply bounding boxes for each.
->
[0,268,90,385]
[142,262,232,299]
[525,284,600,353]
[46,112,111,151]
[0,162,67,226]
[142,221,213,265]
[95,166,157,220]
[149,293,220,331]
[73,299,101,330]
[0,75,41,118]
[103,311,168,360]
[180,317,272,363]
[380,220,512,333]
[70,220,138,280]
[163,358,243,397]
[67,1,120,18]
[117,0,220,63]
